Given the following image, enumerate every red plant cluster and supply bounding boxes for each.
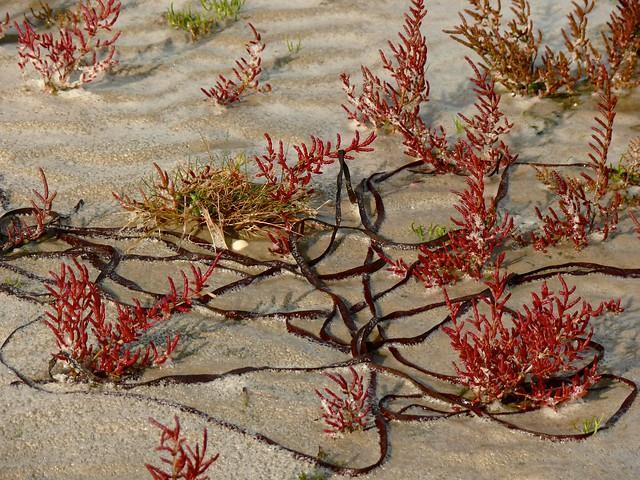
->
[254,130,376,204]
[201,23,271,105]
[592,0,640,90]
[45,256,218,382]
[341,0,428,131]
[1,168,57,254]
[532,76,622,251]
[315,366,372,435]
[381,139,512,287]
[443,255,623,409]
[341,0,514,175]
[447,0,640,95]
[15,0,122,93]
[146,416,218,480]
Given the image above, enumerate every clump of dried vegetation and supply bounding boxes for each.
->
[446,0,640,96]
[114,131,375,246]
[113,156,315,243]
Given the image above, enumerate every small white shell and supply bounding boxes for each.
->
[231,239,249,251]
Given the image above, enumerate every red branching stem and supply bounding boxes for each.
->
[44,255,219,382]
[442,254,623,409]
[254,130,376,205]
[342,1,515,175]
[341,0,428,130]
[383,144,512,287]
[315,366,372,435]
[1,168,57,253]
[532,73,621,251]
[201,23,271,105]
[583,70,617,198]
[146,416,218,480]
[15,0,121,93]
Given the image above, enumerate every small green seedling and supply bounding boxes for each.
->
[1,277,23,288]
[411,222,448,242]
[200,0,245,21]
[576,416,603,435]
[285,36,302,55]
[166,3,215,40]
[298,472,326,480]
[453,116,465,135]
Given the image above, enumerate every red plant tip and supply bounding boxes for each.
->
[201,22,270,105]
[1,168,57,254]
[146,416,218,480]
[315,366,372,435]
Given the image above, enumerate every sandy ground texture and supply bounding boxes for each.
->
[1,0,640,478]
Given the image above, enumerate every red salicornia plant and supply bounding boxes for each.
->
[315,366,372,435]
[532,73,622,251]
[341,0,428,133]
[201,22,270,105]
[15,0,122,93]
[146,416,218,480]
[443,254,623,409]
[1,168,57,254]
[255,131,376,205]
[447,0,640,95]
[45,256,218,382]
[342,0,514,175]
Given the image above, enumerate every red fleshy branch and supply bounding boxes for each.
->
[442,254,623,409]
[381,145,512,287]
[146,416,218,480]
[532,73,621,251]
[15,0,121,93]
[582,69,617,198]
[201,23,271,105]
[44,256,219,382]
[1,168,57,253]
[254,130,376,205]
[341,0,428,130]
[341,0,514,175]
[315,366,372,435]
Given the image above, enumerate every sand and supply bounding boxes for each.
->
[0,0,639,478]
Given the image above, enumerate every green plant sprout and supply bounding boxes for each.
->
[576,416,603,435]
[411,222,448,242]
[165,0,244,41]
[1,277,23,288]
[166,3,216,40]
[453,116,465,135]
[285,35,302,54]
[298,472,327,480]
[201,0,245,21]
